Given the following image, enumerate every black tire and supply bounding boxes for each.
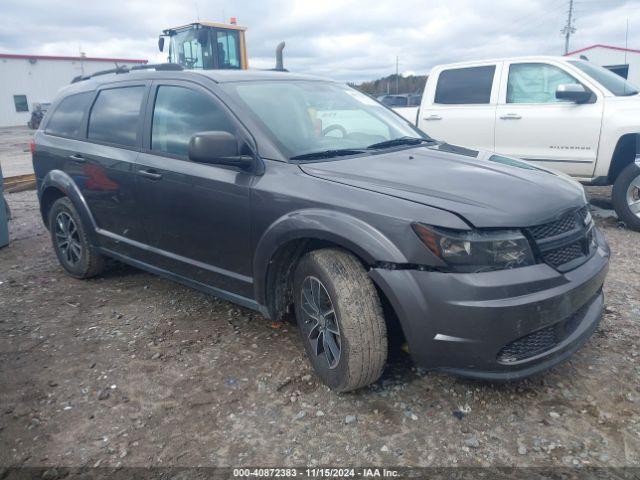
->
[48,197,105,278]
[612,162,640,231]
[293,248,388,392]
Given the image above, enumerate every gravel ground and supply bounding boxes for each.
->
[0,189,639,469]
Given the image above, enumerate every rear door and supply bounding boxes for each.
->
[494,61,604,176]
[79,82,150,249]
[418,63,501,151]
[134,80,254,298]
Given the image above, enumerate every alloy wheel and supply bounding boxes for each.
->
[627,171,640,219]
[300,276,341,369]
[54,212,82,266]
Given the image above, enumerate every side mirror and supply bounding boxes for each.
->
[556,83,593,104]
[158,37,165,52]
[188,131,253,170]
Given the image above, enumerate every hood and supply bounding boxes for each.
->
[299,143,587,228]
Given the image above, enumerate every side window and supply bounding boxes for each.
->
[45,92,94,138]
[13,95,29,112]
[151,85,234,157]
[434,66,495,104]
[216,30,240,69]
[88,86,145,147]
[507,63,581,104]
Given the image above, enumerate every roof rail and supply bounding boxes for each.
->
[130,63,183,71]
[71,63,183,83]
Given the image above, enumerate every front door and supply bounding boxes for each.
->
[135,81,254,298]
[494,62,603,177]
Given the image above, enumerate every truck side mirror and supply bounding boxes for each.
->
[556,84,593,104]
[158,37,165,52]
[188,131,253,170]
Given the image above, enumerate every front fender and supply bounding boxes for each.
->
[39,169,98,242]
[252,208,407,306]
[596,101,640,178]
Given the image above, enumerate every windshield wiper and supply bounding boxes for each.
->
[366,137,434,150]
[290,149,366,161]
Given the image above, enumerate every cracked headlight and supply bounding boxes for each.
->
[412,223,535,272]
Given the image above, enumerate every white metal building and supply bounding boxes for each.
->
[0,53,148,127]
[565,44,640,86]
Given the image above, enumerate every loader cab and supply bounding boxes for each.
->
[159,22,248,70]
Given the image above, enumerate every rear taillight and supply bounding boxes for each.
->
[29,140,36,155]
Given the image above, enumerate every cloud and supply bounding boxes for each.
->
[0,0,638,82]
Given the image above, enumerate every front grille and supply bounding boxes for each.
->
[528,213,577,240]
[543,241,584,267]
[497,294,597,364]
[524,206,593,271]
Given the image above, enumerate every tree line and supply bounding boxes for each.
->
[350,74,428,96]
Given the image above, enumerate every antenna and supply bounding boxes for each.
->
[194,1,200,21]
[78,44,85,75]
[625,17,629,64]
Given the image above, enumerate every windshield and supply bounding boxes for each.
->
[220,80,429,159]
[568,60,639,96]
[169,28,240,69]
[170,29,211,69]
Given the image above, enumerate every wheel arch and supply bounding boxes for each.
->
[39,170,98,242]
[253,209,408,321]
[608,133,640,183]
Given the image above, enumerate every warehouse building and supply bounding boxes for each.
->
[565,44,640,86]
[0,53,147,127]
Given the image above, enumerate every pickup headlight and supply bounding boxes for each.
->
[411,223,535,272]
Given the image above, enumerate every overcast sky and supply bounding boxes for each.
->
[1,0,639,82]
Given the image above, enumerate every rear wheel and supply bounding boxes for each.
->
[612,162,640,231]
[293,248,387,392]
[48,197,105,278]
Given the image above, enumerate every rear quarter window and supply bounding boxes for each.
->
[45,92,94,138]
[434,65,496,104]
[88,86,146,147]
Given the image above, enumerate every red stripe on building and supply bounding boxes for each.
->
[565,44,640,56]
[0,53,148,63]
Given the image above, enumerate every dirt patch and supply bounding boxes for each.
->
[1,189,639,468]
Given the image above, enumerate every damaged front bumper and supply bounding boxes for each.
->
[370,228,610,380]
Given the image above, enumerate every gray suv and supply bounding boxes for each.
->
[32,66,610,391]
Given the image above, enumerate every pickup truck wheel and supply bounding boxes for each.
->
[612,163,640,231]
[48,197,105,278]
[293,248,388,392]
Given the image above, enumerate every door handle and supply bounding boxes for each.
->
[423,114,442,121]
[69,154,86,163]
[138,169,163,180]
[499,113,522,120]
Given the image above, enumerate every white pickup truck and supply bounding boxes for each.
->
[395,56,640,230]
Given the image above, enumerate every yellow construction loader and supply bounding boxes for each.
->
[159,20,285,71]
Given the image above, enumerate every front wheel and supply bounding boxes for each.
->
[612,162,640,231]
[293,248,388,392]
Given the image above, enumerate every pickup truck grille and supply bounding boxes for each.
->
[525,206,594,272]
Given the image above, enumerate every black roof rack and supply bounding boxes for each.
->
[71,63,184,83]
[130,63,183,71]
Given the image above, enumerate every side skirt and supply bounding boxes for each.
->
[98,247,269,317]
